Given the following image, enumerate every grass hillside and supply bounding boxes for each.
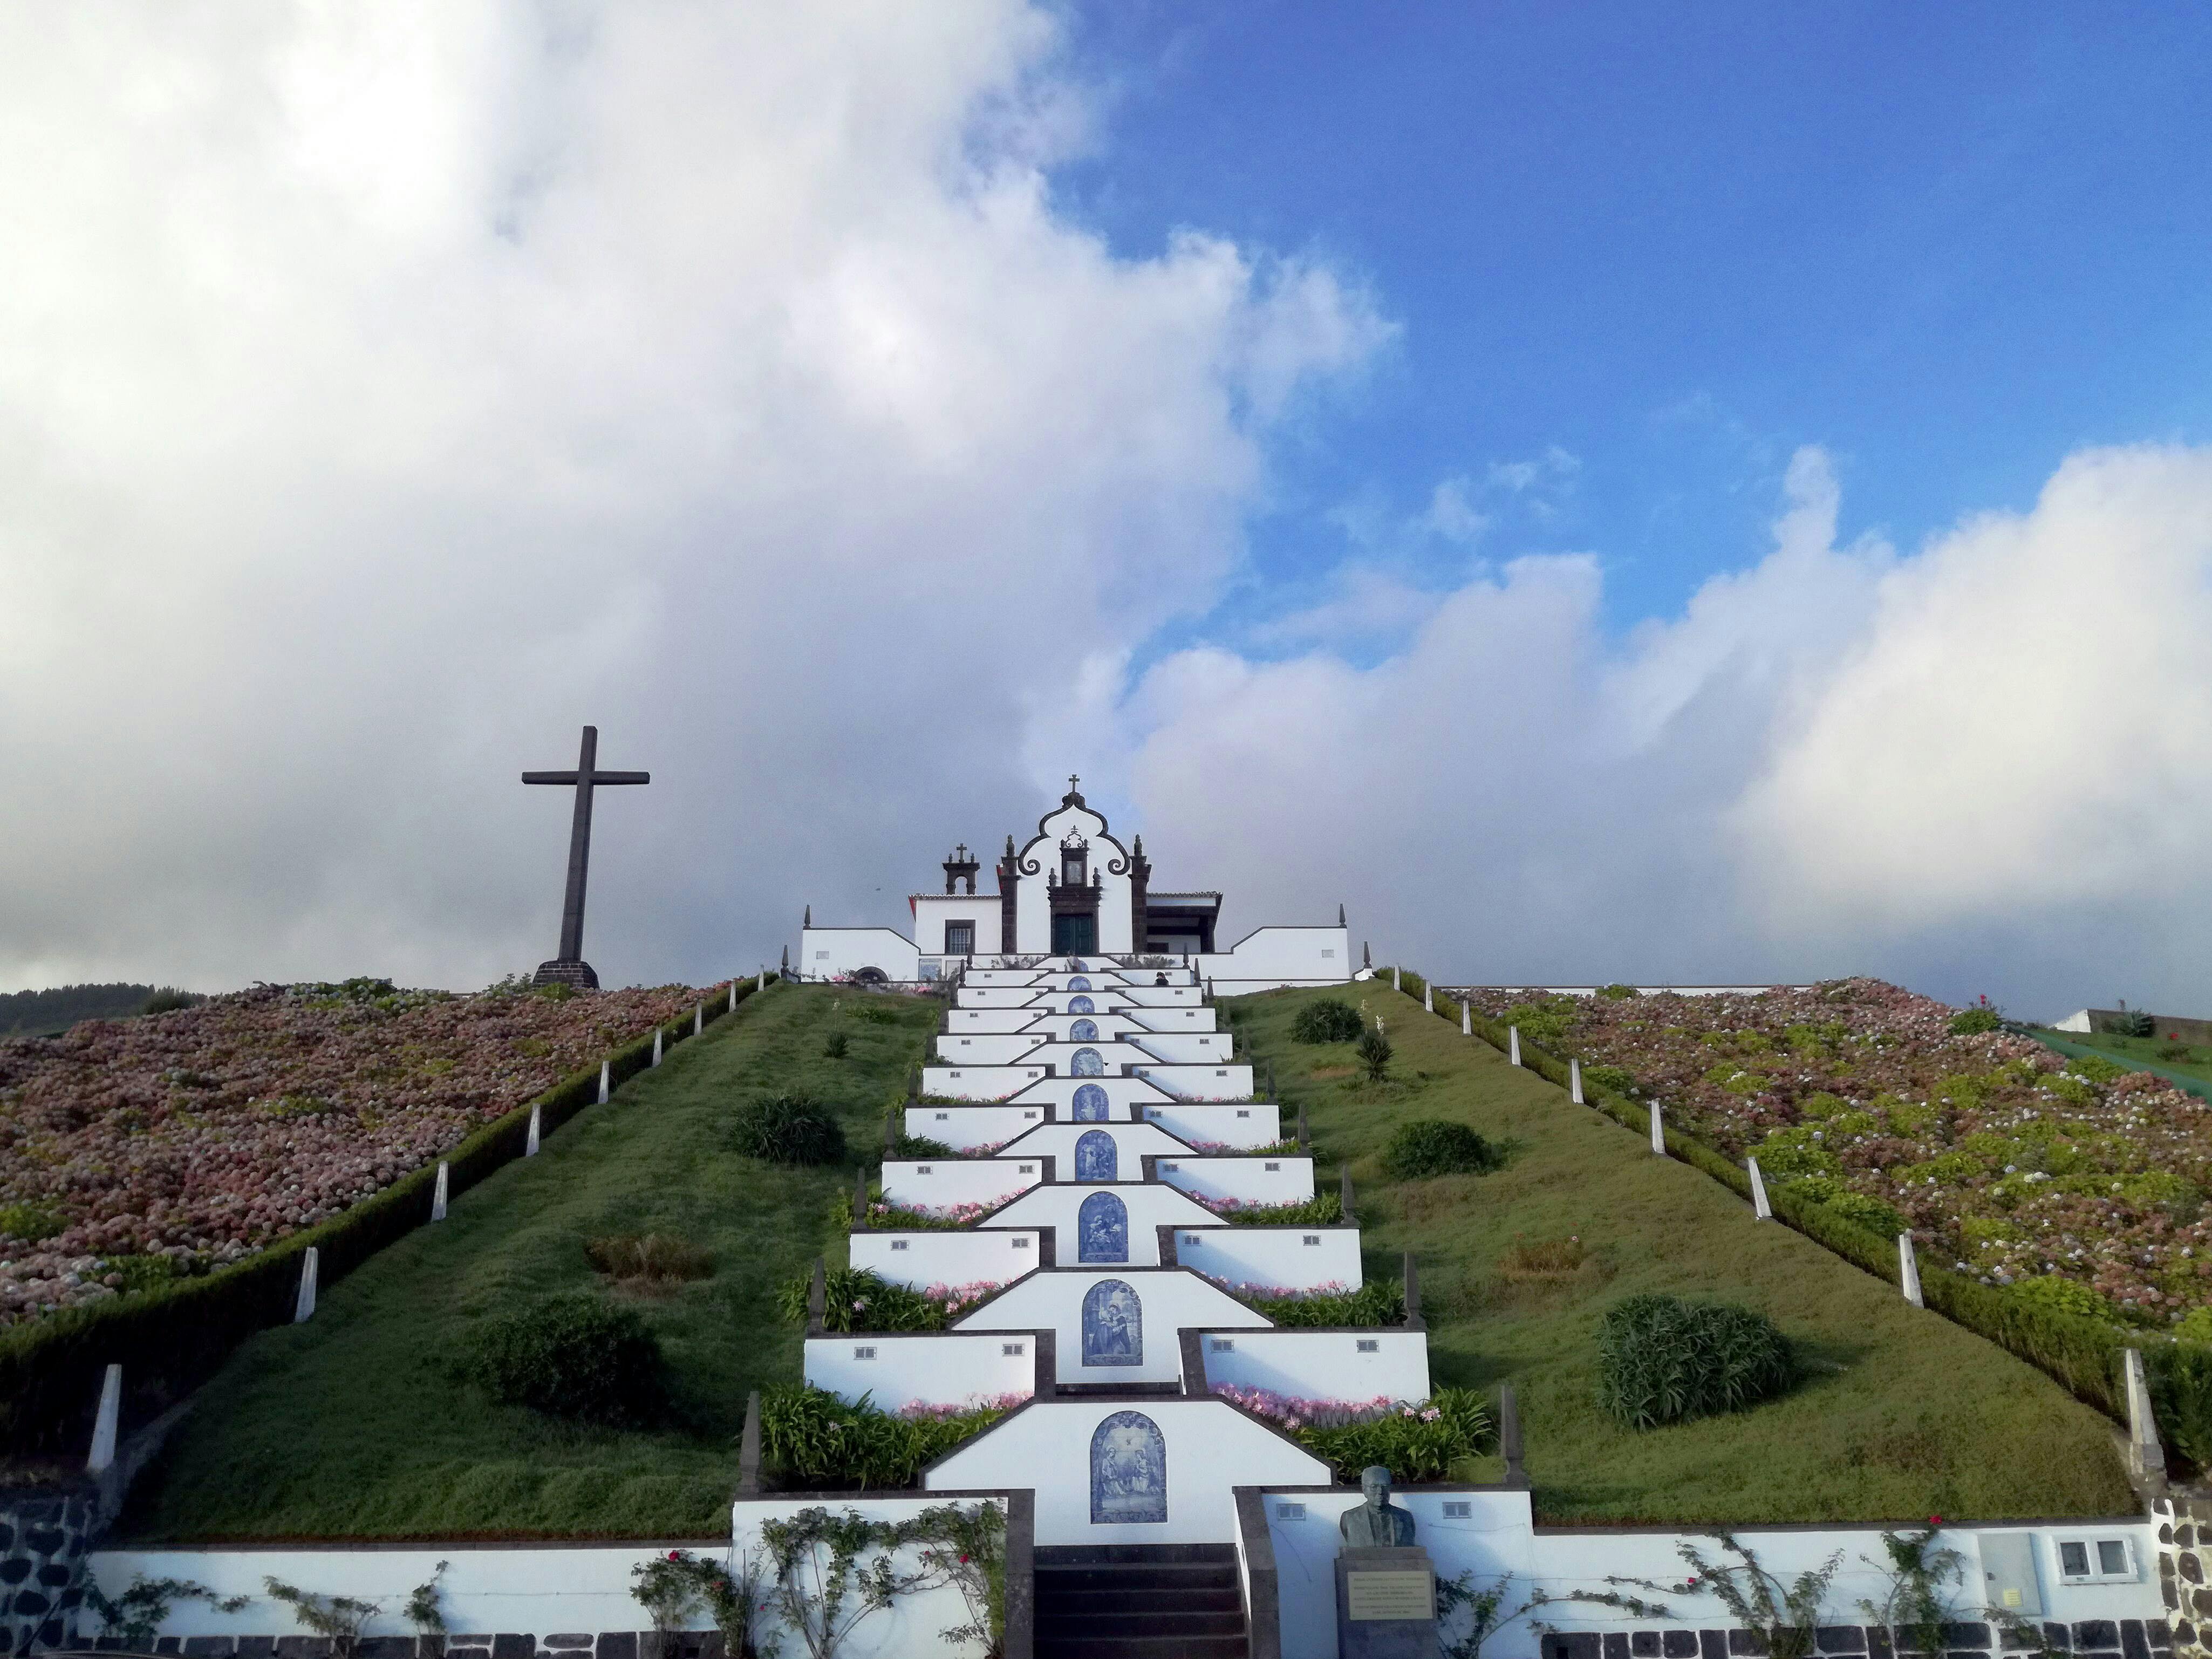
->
[1237,982,2136,1523]
[120,984,936,1541]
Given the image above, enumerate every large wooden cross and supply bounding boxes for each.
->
[523,725,648,977]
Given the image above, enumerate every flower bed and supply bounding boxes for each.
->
[777,1265,1012,1332]
[1212,1382,1489,1480]
[0,978,700,1326]
[1450,977,2212,1328]
[1207,1276,1407,1327]
[1190,1192,1344,1226]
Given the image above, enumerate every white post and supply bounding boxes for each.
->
[293,1246,319,1323]
[1649,1100,1664,1156]
[1747,1156,1772,1220]
[694,1003,703,1036]
[1392,967,1401,991]
[1569,1056,1583,1104]
[431,1160,449,1221]
[2126,1348,2166,1482]
[526,1103,542,1156]
[729,980,738,1012]
[86,1363,121,1475]
[1897,1232,1924,1307]
[653,1029,664,1067]
[1461,1000,1471,1035]
[598,1060,611,1104]
[1423,982,1433,1013]
[1508,1026,1521,1067]
[757,969,765,993]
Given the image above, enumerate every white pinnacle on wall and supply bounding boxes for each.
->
[653,1029,664,1067]
[1392,966,1401,991]
[598,1060,611,1104]
[86,1363,121,1474]
[1649,1101,1664,1156]
[694,1003,703,1036]
[1461,1000,1471,1035]
[432,1160,449,1221]
[1569,1056,1583,1104]
[1508,1026,1521,1067]
[1747,1156,1771,1220]
[729,980,738,1012]
[1424,982,1433,1013]
[1897,1232,1924,1307]
[294,1246,319,1323]
[527,1103,542,1155]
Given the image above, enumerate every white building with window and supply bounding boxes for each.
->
[796,779,1352,995]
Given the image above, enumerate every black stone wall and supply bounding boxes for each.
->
[1,1489,95,1654]
[93,1636,723,1659]
[1540,1621,2172,1659]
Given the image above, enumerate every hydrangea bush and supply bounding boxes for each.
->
[0,978,698,1325]
[1453,977,2212,1326]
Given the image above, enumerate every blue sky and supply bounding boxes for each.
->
[1059,3,2212,653]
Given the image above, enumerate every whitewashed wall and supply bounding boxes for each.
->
[1196,926,1351,993]
[990,1182,1219,1262]
[947,1007,1047,1033]
[911,897,1000,955]
[952,1267,1266,1384]
[922,1064,1048,1101]
[1127,1005,1222,1031]
[998,1121,1190,1179]
[1173,1225,1362,1290]
[1156,1154,1315,1205]
[991,1074,1173,1114]
[799,927,921,981]
[1138,1101,1282,1148]
[1199,1329,1429,1403]
[880,1157,1044,1208]
[733,1495,1007,1659]
[84,1545,716,1643]
[906,1102,1054,1150]
[937,1034,1048,1064]
[1259,1496,2164,1659]
[849,1228,1042,1287]
[1125,1032,1235,1064]
[803,1332,1036,1410]
[1130,1061,1255,1101]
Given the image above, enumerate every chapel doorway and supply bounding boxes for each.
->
[1052,914,1097,954]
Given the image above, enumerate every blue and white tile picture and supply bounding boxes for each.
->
[1082,1279,1143,1366]
[1071,1047,1105,1077]
[1069,1018,1099,1041]
[1090,1410,1166,1523]
[1072,1083,1110,1122]
[1074,1129,1117,1182]
[1067,975,1091,991]
[1068,994,1095,1014]
[1077,1191,1129,1262]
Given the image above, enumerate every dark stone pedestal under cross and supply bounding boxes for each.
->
[522,725,648,989]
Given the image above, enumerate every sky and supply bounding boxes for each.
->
[3,1,2210,1021]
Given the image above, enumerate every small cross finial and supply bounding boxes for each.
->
[1068,773,1080,792]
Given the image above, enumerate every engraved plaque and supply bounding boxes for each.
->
[1346,1571,1433,1621]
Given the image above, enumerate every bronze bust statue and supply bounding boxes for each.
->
[1339,1464,1417,1547]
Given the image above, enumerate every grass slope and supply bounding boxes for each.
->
[1238,984,2136,1523]
[121,984,933,1541]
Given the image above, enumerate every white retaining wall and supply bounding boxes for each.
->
[1195,926,1351,993]
[907,1102,1053,1150]
[803,1330,1036,1410]
[1155,1154,1315,1205]
[929,1399,1329,1545]
[799,927,921,981]
[1129,1061,1255,1101]
[924,1063,1049,1100]
[989,1182,1220,1263]
[1199,1329,1429,1403]
[1137,1101,1282,1148]
[733,1494,1005,1659]
[1174,1225,1363,1291]
[1257,1496,2164,1659]
[999,1120,1192,1178]
[849,1228,1042,1286]
[880,1157,1043,1209]
[952,1268,1266,1384]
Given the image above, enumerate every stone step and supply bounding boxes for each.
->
[1035,1564,1241,1594]
[1042,1585,1244,1616]
[1039,1608,1247,1638]
[1035,1637,1247,1659]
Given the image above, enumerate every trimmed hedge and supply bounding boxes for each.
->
[0,973,779,1454]
[1389,968,2212,1456]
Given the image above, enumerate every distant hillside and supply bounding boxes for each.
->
[0,982,171,1037]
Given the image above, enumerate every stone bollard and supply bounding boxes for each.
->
[694,1002,703,1036]
[294,1246,319,1323]
[1297,1104,1309,1152]
[1897,1232,1924,1307]
[2126,1348,2166,1485]
[738,1390,763,1496]
[1509,1026,1521,1067]
[86,1364,122,1475]
[1403,1253,1424,1332]
[653,1028,664,1067]
[527,1103,542,1156]
[1649,1100,1664,1156]
[432,1160,449,1222]
[598,1060,611,1104]
[1747,1156,1772,1220]
[1461,1000,1471,1036]
[1498,1382,1526,1487]
[1569,1056,1583,1104]
[1340,1165,1355,1224]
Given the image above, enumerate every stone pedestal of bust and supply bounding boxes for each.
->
[1336,1467,1436,1659]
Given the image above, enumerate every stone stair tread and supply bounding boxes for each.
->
[1037,1641,1247,1659]
[1039,1610,1247,1637]
[1043,1587,1243,1614]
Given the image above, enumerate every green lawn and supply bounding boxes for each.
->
[2028,1026,2212,1097]
[120,984,933,1542]
[1237,982,2137,1524]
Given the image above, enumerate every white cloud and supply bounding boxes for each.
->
[1124,443,2212,1015]
[0,1,1385,989]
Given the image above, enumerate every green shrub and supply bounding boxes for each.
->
[759,1384,1006,1487]
[1596,1293,1795,1429]
[2006,1275,2111,1323]
[1292,1000,1367,1044]
[1296,1389,1491,1481]
[823,1033,849,1060]
[1583,1064,1638,1096]
[584,1233,714,1288]
[462,1293,667,1425]
[140,986,207,1016]
[776,1265,951,1332]
[732,1093,846,1165]
[1214,1192,1344,1227]
[1233,1280,1405,1327]
[846,1000,904,1025]
[887,1133,955,1159]
[0,1202,65,1242]
[1948,1007,2001,1035]
[1820,1190,1908,1239]
[1356,1029,1392,1082]
[1379,1119,1501,1180]
[98,1254,190,1295]
[1597,984,1640,1001]
[2114,1009,2156,1038]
